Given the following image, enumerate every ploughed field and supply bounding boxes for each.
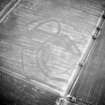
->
[0,0,103,94]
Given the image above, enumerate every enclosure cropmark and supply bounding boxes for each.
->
[0,0,104,97]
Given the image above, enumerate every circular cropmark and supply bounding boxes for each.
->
[36,35,81,79]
